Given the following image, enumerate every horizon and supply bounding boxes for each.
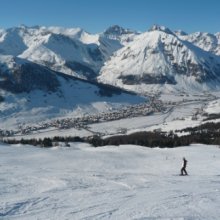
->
[0,0,219,34]
[0,23,219,35]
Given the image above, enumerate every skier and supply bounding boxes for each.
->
[180,157,188,175]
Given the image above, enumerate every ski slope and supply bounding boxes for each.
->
[0,143,220,219]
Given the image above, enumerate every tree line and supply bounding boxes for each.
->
[3,121,220,148]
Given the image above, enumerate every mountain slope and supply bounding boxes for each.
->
[98,26,220,94]
[1,143,220,219]
[177,31,220,56]
[0,54,145,129]
[19,33,104,79]
[102,25,139,44]
[0,26,105,79]
[1,24,220,97]
[0,25,139,80]
[0,55,60,93]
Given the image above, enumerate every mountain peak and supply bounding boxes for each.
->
[149,24,174,35]
[99,24,220,94]
[104,25,134,35]
[174,30,188,36]
[215,32,220,38]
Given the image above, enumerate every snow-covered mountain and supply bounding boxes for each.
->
[0,54,144,129]
[97,25,139,60]
[2,23,220,134]
[0,25,140,81]
[0,26,104,79]
[102,25,139,44]
[98,25,220,94]
[1,24,220,98]
[177,31,220,56]
[0,55,60,93]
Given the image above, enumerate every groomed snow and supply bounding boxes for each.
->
[0,143,220,219]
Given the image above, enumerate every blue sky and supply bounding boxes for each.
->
[0,0,219,33]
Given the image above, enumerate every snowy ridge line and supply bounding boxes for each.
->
[1,24,220,89]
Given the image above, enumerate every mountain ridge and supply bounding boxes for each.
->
[1,24,220,96]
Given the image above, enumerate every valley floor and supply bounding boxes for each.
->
[0,143,220,219]
[8,94,217,140]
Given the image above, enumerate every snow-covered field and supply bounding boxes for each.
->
[1,143,220,219]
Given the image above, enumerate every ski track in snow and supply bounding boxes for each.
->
[0,143,220,219]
